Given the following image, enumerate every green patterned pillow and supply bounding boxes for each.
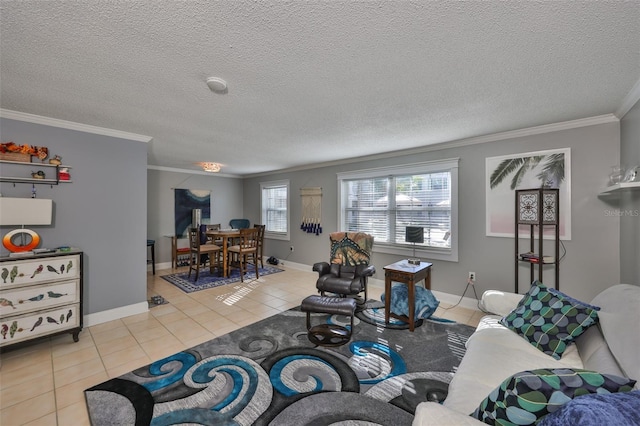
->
[471,368,637,425]
[500,281,599,359]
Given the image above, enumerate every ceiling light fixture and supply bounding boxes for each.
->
[202,162,221,173]
[206,77,227,93]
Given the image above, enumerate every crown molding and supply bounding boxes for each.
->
[0,109,153,143]
[615,77,640,119]
[146,164,241,179]
[245,114,619,178]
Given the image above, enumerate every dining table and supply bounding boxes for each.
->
[206,229,240,278]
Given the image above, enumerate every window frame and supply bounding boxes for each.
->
[260,179,290,241]
[337,158,459,262]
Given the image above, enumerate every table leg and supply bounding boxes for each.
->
[408,281,415,332]
[384,276,391,325]
[222,236,229,277]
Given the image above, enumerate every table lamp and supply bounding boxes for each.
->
[405,226,424,265]
[0,197,52,256]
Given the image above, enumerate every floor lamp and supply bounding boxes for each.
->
[405,226,424,265]
[0,198,52,256]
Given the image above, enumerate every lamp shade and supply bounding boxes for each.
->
[405,226,424,244]
[516,189,558,225]
[0,198,52,225]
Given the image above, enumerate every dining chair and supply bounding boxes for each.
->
[188,228,221,282]
[254,224,266,268]
[206,223,223,245]
[229,218,251,229]
[146,239,155,275]
[227,227,259,282]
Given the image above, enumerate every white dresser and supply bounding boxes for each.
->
[0,250,83,348]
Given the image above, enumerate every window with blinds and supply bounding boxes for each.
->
[338,159,458,261]
[261,180,290,240]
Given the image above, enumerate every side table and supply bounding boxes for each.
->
[384,260,433,331]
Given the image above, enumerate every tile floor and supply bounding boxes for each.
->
[0,265,483,426]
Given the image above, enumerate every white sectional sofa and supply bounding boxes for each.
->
[413,284,640,425]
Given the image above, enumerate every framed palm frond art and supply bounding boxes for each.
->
[485,148,571,239]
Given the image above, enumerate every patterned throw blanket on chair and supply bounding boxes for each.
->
[329,232,374,266]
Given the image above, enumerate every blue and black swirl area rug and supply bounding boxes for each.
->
[84,302,475,425]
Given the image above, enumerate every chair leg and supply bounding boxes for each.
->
[151,243,155,275]
[306,311,312,330]
[238,254,249,282]
[187,253,200,281]
[227,252,234,279]
[254,255,259,280]
[214,251,221,275]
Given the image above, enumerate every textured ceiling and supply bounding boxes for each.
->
[1,1,639,176]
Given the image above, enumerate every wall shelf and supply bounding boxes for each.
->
[598,181,640,196]
[0,160,72,185]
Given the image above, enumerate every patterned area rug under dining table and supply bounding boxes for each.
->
[160,265,284,293]
[84,301,475,425]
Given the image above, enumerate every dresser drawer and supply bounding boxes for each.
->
[0,280,80,317]
[0,254,80,289]
[0,304,80,347]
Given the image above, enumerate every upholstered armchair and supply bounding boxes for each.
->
[313,232,375,303]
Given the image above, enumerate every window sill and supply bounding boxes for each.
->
[266,232,289,241]
[373,243,458,262]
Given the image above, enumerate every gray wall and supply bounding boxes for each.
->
[243,121,622,303]
[146,168,244,265]
[620,99,640,285]
[4,114,632,319]
[0,117,148,315]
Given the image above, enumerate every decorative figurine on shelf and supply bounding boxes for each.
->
[59,167,70,181]
[48,155,62,165]
[31,170,45,179]
[36,146,48,162]
[1,142,47,162]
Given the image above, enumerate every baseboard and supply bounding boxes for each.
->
[151,261,173,271]
[334,275,481,310]
[84,301,149,327]
[277,259,310,271]
[151,257,271,273]
[431,290,481,311]
[368,277,385,289]
[148,260,481,312]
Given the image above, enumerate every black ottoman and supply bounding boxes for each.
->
[300,295,357,346]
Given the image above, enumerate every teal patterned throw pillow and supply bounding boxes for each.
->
[471,368,637,425]
[500,281,599,359]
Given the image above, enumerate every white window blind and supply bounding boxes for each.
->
[338,159,458,261]
[261,180,290,240]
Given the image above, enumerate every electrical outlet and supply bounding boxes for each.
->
[468,271,476,282]
[290,246,294,252]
